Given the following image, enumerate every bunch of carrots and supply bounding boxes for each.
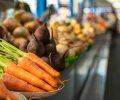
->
[0,39,62,99]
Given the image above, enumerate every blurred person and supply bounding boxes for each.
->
[14,0,31,13]
[40,4,57,22]
[108,7,119,39]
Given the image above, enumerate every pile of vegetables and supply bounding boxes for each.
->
[49,19,94,58]
[0,39,63,99]
[1,10,40,51]
[0,10,109,73]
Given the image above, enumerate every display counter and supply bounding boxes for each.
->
[45,33,111,100]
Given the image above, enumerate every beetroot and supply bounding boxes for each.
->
[49,46,80,71]
[34,23,50,44]
[49,52,65,72]
[45,29,57,55]
[27,35,45,57]
[45,41,57,55]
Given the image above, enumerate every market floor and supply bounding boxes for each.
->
[104,35,120,100]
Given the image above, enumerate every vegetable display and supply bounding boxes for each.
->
[1,10,105,72]
[0,9,110,99]
[0,39,63,96]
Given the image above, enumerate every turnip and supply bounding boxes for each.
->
[56,44,69,54]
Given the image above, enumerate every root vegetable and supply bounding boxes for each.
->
[13,27,30,39]
[25,53,60,77]
[0,24,14,43]
[27,35,45,57]
[3,62,54,91]
[18,56,58,87]
[24,20,39,33]
[45,28,57,55]
[20,13,34,24]
[0,39,60,78]
[45,42,57,55]
[2,73,44,92]
[56,44,69,54]
[68,49,77,57]
[13,37,28,51]
[0,80,18,100]
[49,52,66,72]
[41,56,50,64]
[3,18,21,32]
[58,38,69,45]
[15,10,25,22]
[34,23,50,44]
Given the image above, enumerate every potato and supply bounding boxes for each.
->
[24,20,39,33]
[3,18,21,32]
[15,10,25,22]
[21,13,34,24]
[13,27,30,39]
[13,37,28,51]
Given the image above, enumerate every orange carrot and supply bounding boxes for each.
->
[4,62,54,91]
[0,39,60,77]
[25,52,60,77]
[0,80,18,100]
[2,73,45,92]
[18,57,58,88]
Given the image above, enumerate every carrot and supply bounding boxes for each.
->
[0,39,60,77]
[0,80,18,100]
[2,73,45,92]
[25,52,60,77]
[4,62,54,91]
[18,56,58,87]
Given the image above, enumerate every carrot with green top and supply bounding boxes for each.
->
[0,39,60,77]
[0,57,54,91]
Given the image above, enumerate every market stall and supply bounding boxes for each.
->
[0,0,115,100]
